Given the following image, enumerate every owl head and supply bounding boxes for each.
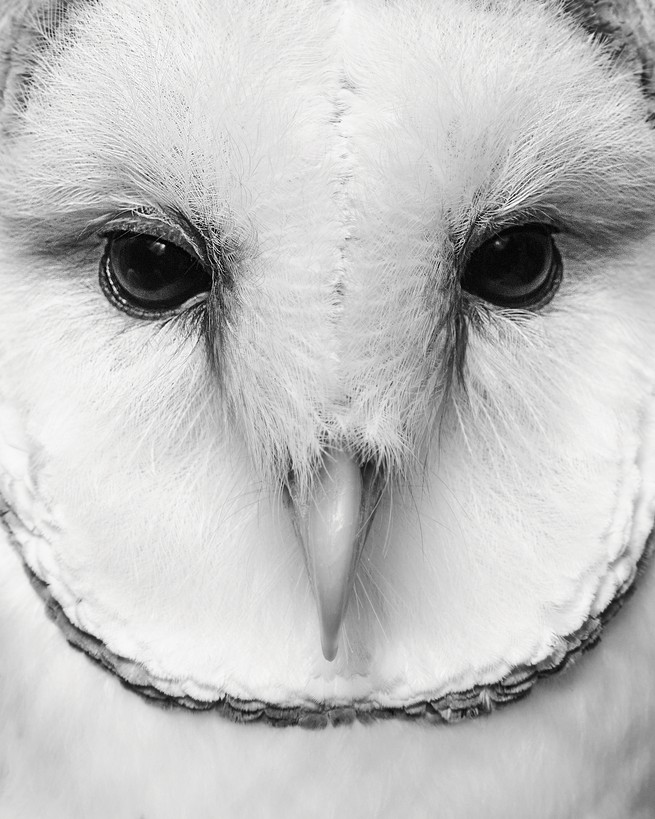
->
[1,0,655,725]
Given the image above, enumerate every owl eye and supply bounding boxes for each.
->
[461,225,562,308]
[100,233,212,317]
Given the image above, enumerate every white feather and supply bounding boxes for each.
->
[1,0,655,815]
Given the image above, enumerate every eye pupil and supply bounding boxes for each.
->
[462,225,561,308]
[102,233,211,316]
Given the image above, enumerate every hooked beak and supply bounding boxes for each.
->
[288,448,384,662]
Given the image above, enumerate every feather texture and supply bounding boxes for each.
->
[0,0,655,815]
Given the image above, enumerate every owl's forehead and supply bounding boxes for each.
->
[6,0,654,252]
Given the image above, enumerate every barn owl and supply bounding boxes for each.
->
[1,0,655,816]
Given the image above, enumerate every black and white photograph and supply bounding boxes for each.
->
[0,0,653,816]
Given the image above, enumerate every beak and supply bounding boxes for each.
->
[289,448,384,662]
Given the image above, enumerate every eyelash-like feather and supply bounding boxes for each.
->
[1,1,655,815]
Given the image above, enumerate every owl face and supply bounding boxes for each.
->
[1,0,655,722]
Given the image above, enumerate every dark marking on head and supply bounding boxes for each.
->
[0,0,98,133]
[562,0,655,121]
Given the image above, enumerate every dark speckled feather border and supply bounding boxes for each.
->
[6,494,651,729]
[563,0,655,119]
[0,0,98,132]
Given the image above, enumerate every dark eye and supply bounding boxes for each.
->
[100,233,212,317]
[461,225,562,308]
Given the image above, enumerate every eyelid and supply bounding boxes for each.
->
[97,211,205,262]
[459,219,560,268]
[478,220,559,245]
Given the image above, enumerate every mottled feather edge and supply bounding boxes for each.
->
[15,527,653,730]
[562,0,655,119]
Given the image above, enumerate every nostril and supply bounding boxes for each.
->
[358,458,387,526]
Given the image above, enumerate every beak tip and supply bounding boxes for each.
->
[320,629,340,662]
[322,644,339,662]
[316,583,349,662]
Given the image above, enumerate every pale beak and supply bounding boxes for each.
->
[289,449,383,661]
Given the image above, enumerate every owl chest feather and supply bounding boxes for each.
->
[0,525,653,819]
